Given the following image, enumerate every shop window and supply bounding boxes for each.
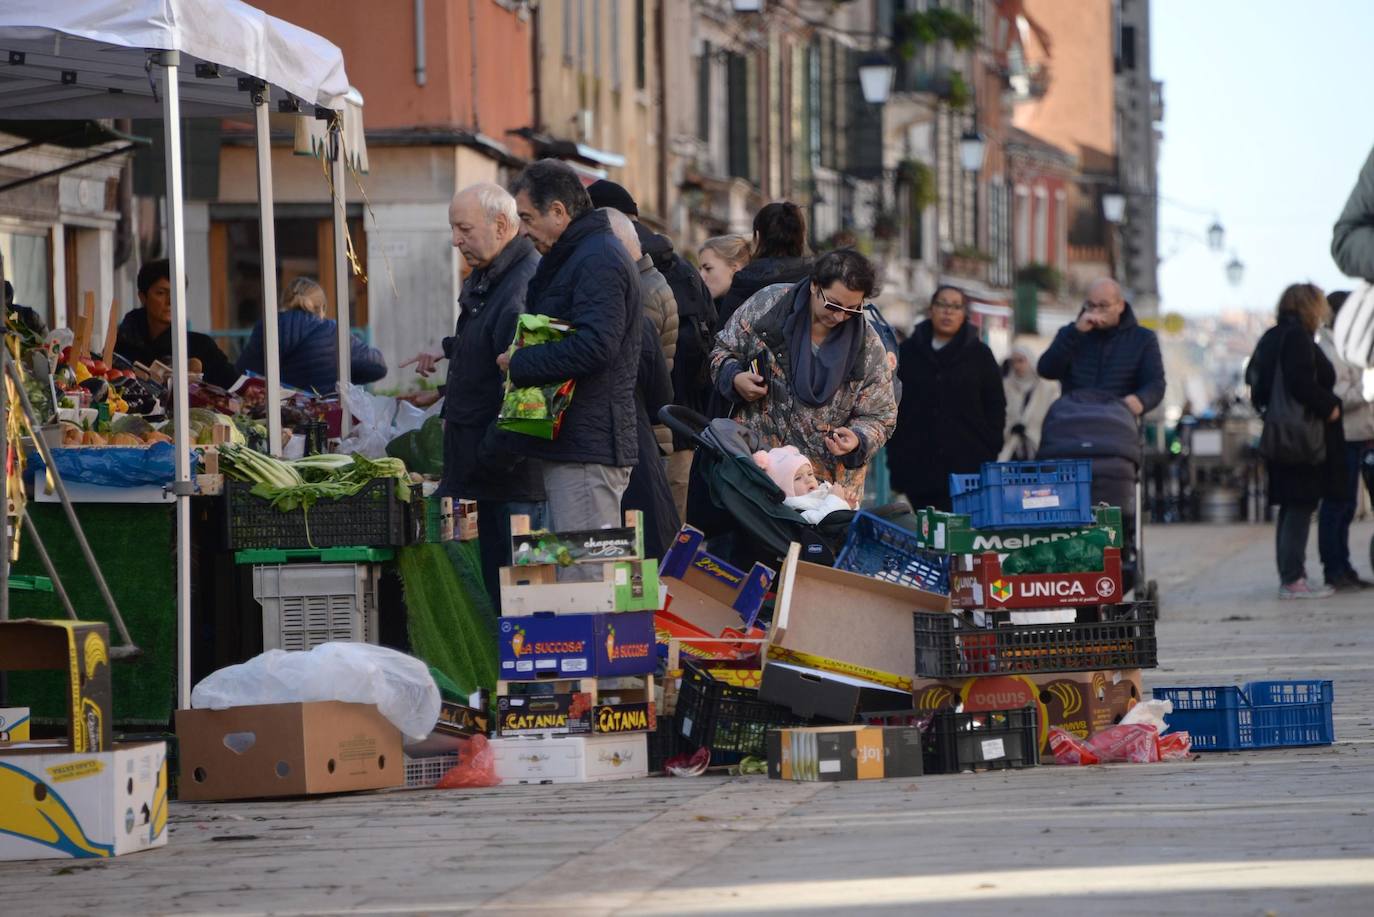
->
[0,227,53,326]
[208,213,367,361]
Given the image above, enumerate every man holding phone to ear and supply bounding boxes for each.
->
[1037,277,1165,417]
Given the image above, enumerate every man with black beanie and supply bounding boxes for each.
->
[587,180,717,519]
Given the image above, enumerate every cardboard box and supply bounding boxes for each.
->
[499,560,662,615]
[0,707,30,743]
[660,526,775,633]
[175,701,404,801]
[911,669,1142,755]
[760,663,912,722]
[951,549,1123,609]
[767,725,924,781]
[456,498,478,541]
[0,740,168,861]
[498,610,656,679]
[433,699,490,738]
[498,678,655,736]
[0,620,112,752]
[766,545,950,692]
[915,505,1123,555]
[490,732,648,784]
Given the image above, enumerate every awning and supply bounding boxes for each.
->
[0,118,151,194]
[0,0,349,119]
[509,127,626,170]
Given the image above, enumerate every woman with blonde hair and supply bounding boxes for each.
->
[235,276,387,393]
[697,234,751,306]
[1248,283,1343,599]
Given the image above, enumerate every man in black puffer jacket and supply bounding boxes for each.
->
[1038,278,1166,416]
[502,161,640,539]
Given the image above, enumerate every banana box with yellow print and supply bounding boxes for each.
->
[0,620,169,861]
[909,669,1143,757]
[0,707,30,743]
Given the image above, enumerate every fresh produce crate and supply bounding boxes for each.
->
[224,478,418,549]
[950,460,1094,529]
[251,562,380,651]
[674,659,806,760]
[404,753,458,789]
[914,602,1157,677]
[648,715,683,774]
[233,546,394,565]
[924,705,1039,774]
[913,505,1123,555]
[834,511,951,594]
[1151,680,1334,751]
[951,547,1123,609]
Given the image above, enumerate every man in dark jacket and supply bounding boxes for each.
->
[1037,278,1166,417]
[401,183,545,610]
[502,161,640,540]
[116,259,238,388]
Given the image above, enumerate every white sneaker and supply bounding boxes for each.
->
[1279,578,1335,600]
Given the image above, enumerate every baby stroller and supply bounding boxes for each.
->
[1038,391,1159,605]
[661,405,917,572]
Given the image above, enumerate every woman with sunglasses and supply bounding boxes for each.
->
[886,285,1006,511]
[709,249,897,499]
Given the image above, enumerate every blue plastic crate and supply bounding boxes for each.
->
[835,511,950,595]
[949,460,1094,529]
[1152,680,1334,751]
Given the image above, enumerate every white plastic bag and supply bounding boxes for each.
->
[1121,698,1173,732]
[191,643,441,741]
[336,382,442,458]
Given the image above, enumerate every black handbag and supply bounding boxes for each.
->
[1259,362,1326,465]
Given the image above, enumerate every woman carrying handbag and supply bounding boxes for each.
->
[1249,283,1344,599]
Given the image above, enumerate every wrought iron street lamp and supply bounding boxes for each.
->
[1226,254,1244,287]
[1206,220,1224,252]
[959,130,987,172]
[1102,191,1127,224]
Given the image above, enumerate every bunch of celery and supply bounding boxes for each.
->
[219,445,411,512]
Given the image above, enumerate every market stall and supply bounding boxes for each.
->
[0,0,362,707]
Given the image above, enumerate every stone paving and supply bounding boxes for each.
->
[3,522,1372,916]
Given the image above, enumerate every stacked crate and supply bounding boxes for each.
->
[238,547,393,652]
[910,460,1157,765]
[488,511,661,784]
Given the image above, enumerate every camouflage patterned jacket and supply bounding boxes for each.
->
[709,282,897,497]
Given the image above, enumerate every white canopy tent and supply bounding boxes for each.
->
[0,0,362,708]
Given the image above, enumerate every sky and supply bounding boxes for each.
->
[1153,0,1374,317]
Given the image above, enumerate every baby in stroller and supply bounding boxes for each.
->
[753,445,855,524]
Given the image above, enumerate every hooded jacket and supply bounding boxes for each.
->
[887,319,1005,507]
[636,222,718,444]
[1037,302,1166,411]
[508,209,640,468]
[235,310,387,394]
[717,256,812,327]
[636,253,680,456]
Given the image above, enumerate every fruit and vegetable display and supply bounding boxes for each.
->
[998,528,1112,574]
[218,444,412,512]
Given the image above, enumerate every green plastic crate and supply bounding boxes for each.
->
[7,575,53,592]
[234,546,395,565]
[913,505,1123,555]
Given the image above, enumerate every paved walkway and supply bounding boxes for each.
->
[4,522,1372,916]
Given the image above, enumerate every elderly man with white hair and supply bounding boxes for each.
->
[402,182,544,610]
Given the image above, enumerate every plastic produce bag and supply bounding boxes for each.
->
[338,382,441,458]
[1159,730,1193,760]
[435,734,499,788]
[386,413,445,476]
[1048,728,1101,766]
[497,314,576,440]
[191,643,441,741]
[1120,698,1174,732]
[1087,723,1160,763]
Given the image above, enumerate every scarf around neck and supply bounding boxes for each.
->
[783,281,864,408]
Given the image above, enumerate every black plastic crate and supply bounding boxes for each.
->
[648,716,681,774]
[675,660,806,759]
[925,706,1039,774]
[914,602,1158,678]
[224,478,420,549]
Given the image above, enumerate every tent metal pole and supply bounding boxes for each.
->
[155,50,194,710]
[331,118,351,431]
[254,89,284,455]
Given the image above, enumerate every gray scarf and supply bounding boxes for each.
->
[784,281,864,408]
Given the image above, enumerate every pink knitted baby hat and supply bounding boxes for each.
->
[752,446,812,498]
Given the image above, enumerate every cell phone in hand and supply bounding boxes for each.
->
[749,348,772,389]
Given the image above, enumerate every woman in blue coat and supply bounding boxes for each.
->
[235,277,387,393]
